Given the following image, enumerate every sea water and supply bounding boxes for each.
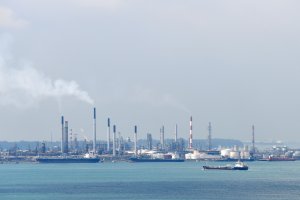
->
[0,161,299,200]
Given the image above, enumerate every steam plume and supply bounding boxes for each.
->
[0,34,94,107]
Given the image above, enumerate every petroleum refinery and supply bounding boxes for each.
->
[0,107,300,163]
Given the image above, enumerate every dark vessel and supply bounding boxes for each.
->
[203,161,248,170]
[129,157,184,163]
[215,158,255,162]
[258,156,296,161]
[36,156,100,163]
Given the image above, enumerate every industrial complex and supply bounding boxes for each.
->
[0,107,299,163]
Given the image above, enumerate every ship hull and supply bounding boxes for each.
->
[36,158,100,163]
[203,166,248,170]
[129,158,184,162]
[258,158,296,161]
[215,158,255,162]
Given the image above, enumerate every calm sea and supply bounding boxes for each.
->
[0,161,299,200]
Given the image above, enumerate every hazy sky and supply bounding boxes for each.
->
[0,0,300,143]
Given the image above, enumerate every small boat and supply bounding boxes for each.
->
[203,161,248,170]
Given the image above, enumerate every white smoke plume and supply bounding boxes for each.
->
[0,6,28,29]
[0,34,94,107]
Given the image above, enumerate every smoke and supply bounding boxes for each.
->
[0,34,94,108]
[0,6,29,29]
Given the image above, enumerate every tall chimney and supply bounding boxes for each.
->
[69,128,73,151]
[134,126,137,156]
[93,107,97,154]
[64,121,69,153]
[147,133,152,150]
[107,118,111,152]
[118,132,122,155]
[113,125,116,156]
[252,125,255,154]
[161,126,165,150]
[189,116,193,149]
[175,124,178,142]
[208,122,212,150]
[61,116,64,153]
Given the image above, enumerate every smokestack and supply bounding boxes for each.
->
[61,116,64,153]
[134,126,137,156]
[175,124,178,142]
[159,128,162,149]
[208,122,212,151]
[64,121,69,153]
[118,132,122,155]
[252,125,255,154]
[161,126,165,150]
[93,107,97,154]
[113,125,116,157]
[189,116,193,149]
[107,118,111,152]
[147,133,152,150]
[69,128,73,151]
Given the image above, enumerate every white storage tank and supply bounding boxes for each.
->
[185,151,201,160]
[171,153,180,159]
[233,145,239,152]
[221,149,231,157]
[185,153,193,160]
[293,151,300,160]
[240,151,250,159]
[229,151,240,159]
[293,151,300,156]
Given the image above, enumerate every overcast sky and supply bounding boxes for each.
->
[0,0,300,143]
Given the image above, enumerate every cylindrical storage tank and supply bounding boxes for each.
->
[191,153,200,160]
[194,150,200,157]
[171,153,180,159]
[221,149,231,157]
[285,151,293,158]
[282,147,287,152]
[193,150,199,154]
[244,151,250,159]
[240,151,245,159]
[233,145,239,152]
[240,151,250,159]
[229,151,240,159]
[185,153,192,160]
[151,153,157,159]
[293,151,300,160]
[140,149,147,154]
[293,151,300,156]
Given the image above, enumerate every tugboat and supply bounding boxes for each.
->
[203,161,248,170]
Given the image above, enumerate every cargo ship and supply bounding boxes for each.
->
[129,152,185,163]
[215,158,255,162]
[258,156,296,161]
[36,155,100,163]
[129,157,184,162]
[203,161,248,170]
